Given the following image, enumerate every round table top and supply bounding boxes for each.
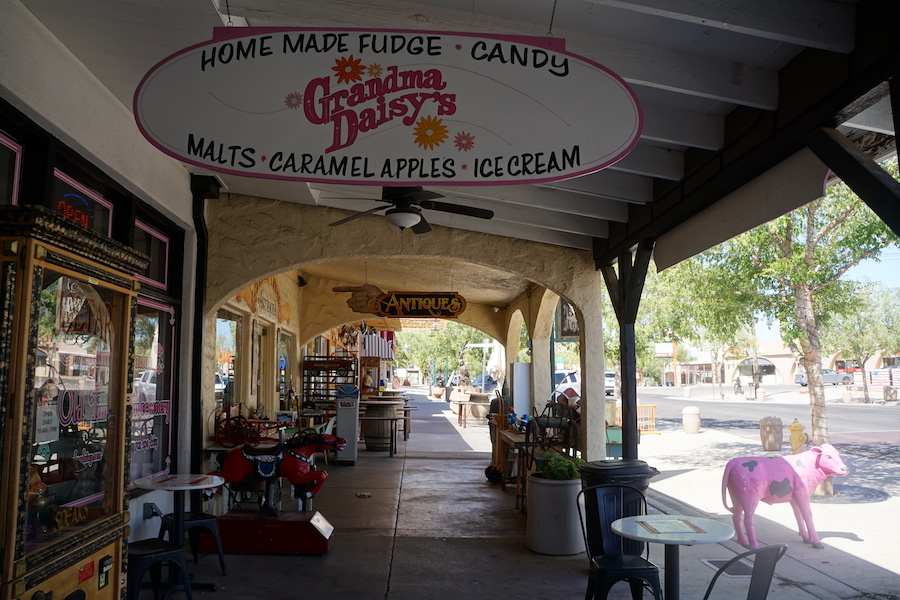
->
[611,515,734,545]
[133,473,225,491]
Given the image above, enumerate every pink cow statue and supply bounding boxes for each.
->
[722,444,849,549]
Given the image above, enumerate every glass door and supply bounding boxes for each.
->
[28,271,128,553]
[130,300,176,480]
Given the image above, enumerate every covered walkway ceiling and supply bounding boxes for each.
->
[19,0,899,276]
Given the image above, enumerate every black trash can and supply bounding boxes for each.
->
[578,459,659,555]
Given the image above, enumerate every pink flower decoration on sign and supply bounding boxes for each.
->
[454,131,475,152]
[284,92,303,110]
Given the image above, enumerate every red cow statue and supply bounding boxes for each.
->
[722,444,849,549]
[220,433,347,514]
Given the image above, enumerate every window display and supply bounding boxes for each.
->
[28,272,125,551]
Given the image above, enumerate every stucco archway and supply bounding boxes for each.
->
[204,194,607,457]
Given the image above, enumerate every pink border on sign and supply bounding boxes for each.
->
[1,133,22,205]
[53,169,114,236]
[134,27,643,188]
[135,220,170,291]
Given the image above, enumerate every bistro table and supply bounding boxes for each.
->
[133,473,226,591]
[611,514,734,600]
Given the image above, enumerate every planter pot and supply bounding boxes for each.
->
[431,386,445,399]
[526,474,585,555]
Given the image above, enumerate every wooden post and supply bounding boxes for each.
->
[601,239,655,460]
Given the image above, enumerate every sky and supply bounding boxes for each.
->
[755,249,900,341]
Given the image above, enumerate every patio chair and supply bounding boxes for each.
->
[576,484,663,600]
[702,544,788,600]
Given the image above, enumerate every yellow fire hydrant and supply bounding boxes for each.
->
[788,418,809,454]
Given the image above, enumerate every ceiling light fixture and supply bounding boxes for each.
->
[384,207,422,229]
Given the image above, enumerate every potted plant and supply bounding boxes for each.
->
[526,452,586,555]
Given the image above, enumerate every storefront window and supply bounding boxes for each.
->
[130,300,175,480]
[50,169,112,236]
[0,132,21,205]
[279,332,294,410]
[216,310,242,406]
[29,272,124,552]
[134,220,170,291]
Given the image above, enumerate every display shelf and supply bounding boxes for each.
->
[301,356,358,413]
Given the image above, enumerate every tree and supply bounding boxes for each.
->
[822,283,900,403]
[394,321,490,384]
[642,256,758,395]
[713,158,899,493]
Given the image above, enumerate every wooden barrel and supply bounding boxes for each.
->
[362,403,398,452]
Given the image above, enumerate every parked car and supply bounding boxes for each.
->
[447,373,471,387]
[605,372,615,395]
[794,368,853,386]
[471,374,498,392]
[214,372,226,400]
[554,370,581,399]
[134,369,157,404]
[555,370,579,387]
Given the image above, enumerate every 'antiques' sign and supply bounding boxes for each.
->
[134,28,642,186]
[376,292,466,318]
[333,285,466,318]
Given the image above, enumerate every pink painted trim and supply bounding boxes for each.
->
[0,133,22,205]
[61,491,106,507]
[53,169,114,236]
[137,297,175,315]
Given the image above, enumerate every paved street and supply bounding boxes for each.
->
[633,384,900,464]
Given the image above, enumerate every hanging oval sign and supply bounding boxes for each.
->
[134,27,642,186]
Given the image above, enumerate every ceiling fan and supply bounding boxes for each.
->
[327,186,494,234]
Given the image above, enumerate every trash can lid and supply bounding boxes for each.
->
[579,459,659,475]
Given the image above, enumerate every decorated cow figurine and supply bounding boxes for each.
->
[220,433,347,514]
[721,444,849,549]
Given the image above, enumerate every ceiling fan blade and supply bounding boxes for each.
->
[422,200,494,219]
[411,214,432,234]
[328,204,391,227]
[383,186,443,203]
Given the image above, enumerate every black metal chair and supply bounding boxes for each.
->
[576,484,663,600]
[702,544,788,600]
[158,511,227,575]
[127,538,193,600]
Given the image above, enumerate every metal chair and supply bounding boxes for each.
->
[158,511,227,575]
[702,544,788,600]
[157,487,226,575]
[316,416,337,464]
[576,484,663,600]
[126,538,193,600]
